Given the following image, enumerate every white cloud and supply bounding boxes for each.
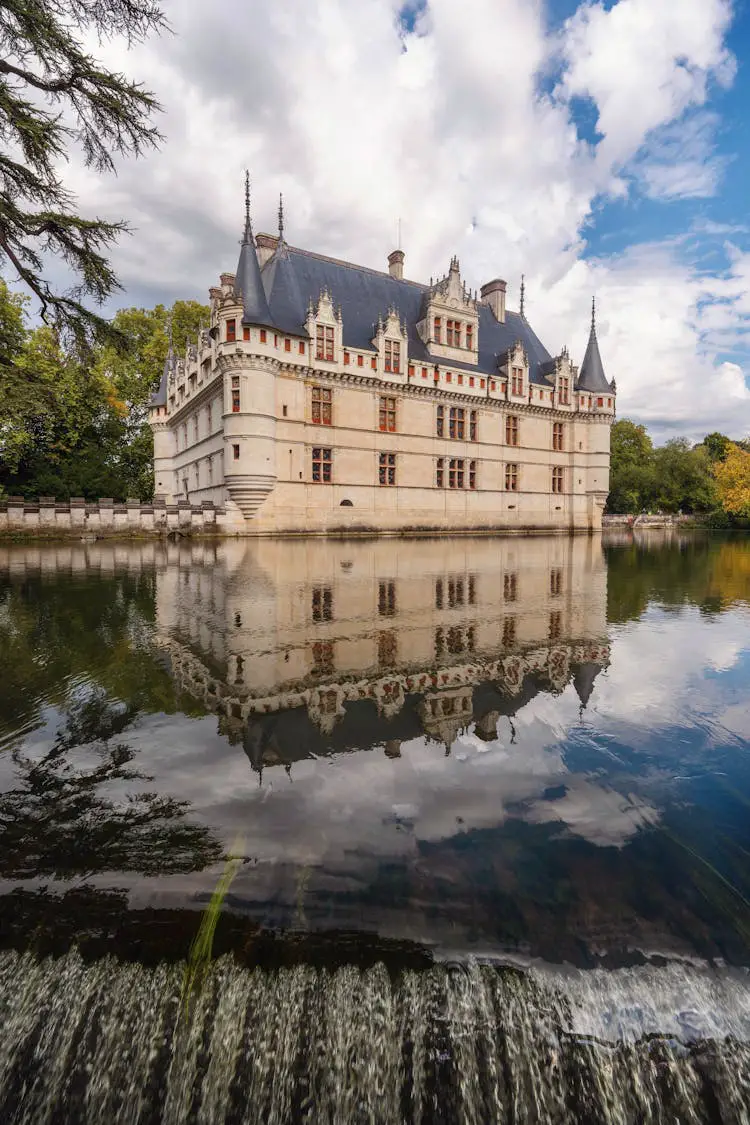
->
[31,0,750,437]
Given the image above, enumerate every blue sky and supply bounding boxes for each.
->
[40,0,750,438]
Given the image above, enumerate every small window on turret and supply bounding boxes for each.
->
[226,319,236,342]
[243,326,250,341]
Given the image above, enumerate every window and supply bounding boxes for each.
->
[511,367,523,395]
[434,316,442,343]
[371,357,377,370]
[379,452,396,486]
[446,319,461,347]
[436,404,445,437]
[299,341,305,355]
[408,364,415,378]
[233,443,240,460]
[231,375,240,413]
[422,367,428,378]
[243,325,251,341]
[506,415,519,446]
[469,460,477,489]
[344,351,350,365]
[552,466,564,494]
[448,458,465,488]
[226,318,236,342]
[457,374,463,386]
[550,568,563,597]
[207,403,212,432]
[467,324,473,350]
[182,423,187,448]
[315,325,334,361]
[357,355,363,367]
[312,586,333,622]
[553,422,564,451]
[468,575,476,604]
[436,457,444,488]
[379,396,397,432]
[435,578,443,608]
[385,340,401,373]
[448,577,464,607]
[311,385,332,425]
[189,374,196,393]
[312,447,332,482]
[449,406,465,439]
[470,410,477,441]
[311,640,334,673]
[597,396,604,407]
[549,611,562,641]
[260,329,267,343]
[193,463,199,488]
[284,338,291,353]
[208,457,213,483]
[505,463,518,491]
[504,573,518,602]
[193,416,199,441]
[559,377,570,405]
[378,630,397,667]
[502,616,516,647]
[378,580,396,616]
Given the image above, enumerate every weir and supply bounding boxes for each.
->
[0,951,748,1124]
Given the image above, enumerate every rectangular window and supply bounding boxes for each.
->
[378,580,396,616]
[434,316,442,343]
[284,338,291,352]
[231,375,240,413]
[597,396,604,407]
[553,422,564,451]
[448,458,465,488]
[512,367,524,395]
[470,410,477,441]
[559,377,570,405]
[469,460,477,489]
[260,329,267,343]
[344,351,350,365]
[311,640,334,673]
[193,416,199,441]
[550,568,563,597]
[436,404,445,437]
[371,357,376,370]
[504,573,518,602]
[505,463,518,491]
[490,380,496,392]
[436,457,444,488]
[467,325,474,350]
[446,319,461,347]
[242,325,250,341]
[448,577,464,607]
[457,374,463,386]
[435,577,443,609]
[312,586,333,622]
[449,406,465,439]
[299,341,305,355]
[311,385,332,425]
[502,616,516,647]
[379,395,397,432]
[384,339,401,373]
[469,376,474,388]
[226,318,236,342]
[422,367,428,378]
[552,466,564,493]
[378,630,397,667]
[446,373,452,384]
[233,443,240,460]
[358,355,364,367]
[408,364,415,378]
[379,452,396,486]
[505,415,519,446]
[549,611,562,641]
[315,325,334,361]
[312,446,332,483]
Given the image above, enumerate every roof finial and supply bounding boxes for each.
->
[244,169,252,242]
[591,295,596,332]
[278,192,284,243]
[519,274,525,319]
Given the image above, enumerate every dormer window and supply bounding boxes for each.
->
[559,376,570,405]
[511,367,523,395]
[385,340,401,373]
[434,316,442,343]
[447,320,461,347]
[316,325,334,361]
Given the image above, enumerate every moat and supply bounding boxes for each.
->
[0,531,749,1122]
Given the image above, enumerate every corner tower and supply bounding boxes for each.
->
[576,298,616,530]
[215,174,278,519]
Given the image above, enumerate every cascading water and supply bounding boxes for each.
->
[0,951,748,1124]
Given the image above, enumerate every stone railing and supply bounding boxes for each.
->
[0,496,245,538]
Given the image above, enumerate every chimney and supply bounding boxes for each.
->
[388,249,405,280]
[480,278,506,323]
[255,232,279,268]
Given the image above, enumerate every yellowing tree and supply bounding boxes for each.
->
[713,443,750,518]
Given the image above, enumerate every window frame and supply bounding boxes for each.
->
[505,462,519,491]
[378,451,396,486]
[505,415,519,446]
[448,457,465,489]
[379,395,397,433]
[552,422,564,451]
[384,339,401,374]
[311,385,333,426]
[312,446,333,483]
[315,324,335,361]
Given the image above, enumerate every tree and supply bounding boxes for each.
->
[607,419,655,513]
[0,0,166,349]
[652,439,717,513]
[703,432,731,463]
[713,443,750,519]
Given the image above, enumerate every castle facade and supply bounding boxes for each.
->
[149,190,615,534]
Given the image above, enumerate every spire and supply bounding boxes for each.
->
[576,295,610,393]
[278,192,285,243]
[233,172,275,329]
[519,274,525,319]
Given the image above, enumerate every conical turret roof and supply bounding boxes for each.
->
[233,175,275,329]
[577,298,611,393]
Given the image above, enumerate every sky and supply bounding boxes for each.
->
[62,0,750,439]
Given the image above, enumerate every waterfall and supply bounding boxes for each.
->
[0,951,748,1124]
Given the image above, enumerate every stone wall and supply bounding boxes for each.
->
[0,496,245,538]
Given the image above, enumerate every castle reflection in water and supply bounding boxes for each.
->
[154,536,610,766]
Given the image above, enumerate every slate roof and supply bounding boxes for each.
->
[577,320,611,393]
[261,242,555,384]
[150,347,170,406]
[234,219,276,330]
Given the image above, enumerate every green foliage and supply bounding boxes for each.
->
[607,419,655,514]
[607,420,718,514]
[0,0,165,350]
[703,432,732,462]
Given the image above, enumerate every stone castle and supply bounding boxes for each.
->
[149,181,615,534]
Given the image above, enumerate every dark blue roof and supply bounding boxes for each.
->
[577,322,611,393]
[234,221,275,330]
[262,244,554,383]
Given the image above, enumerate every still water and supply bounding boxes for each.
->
[0,531,749,1122]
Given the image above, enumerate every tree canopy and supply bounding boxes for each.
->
[0,0,165,349]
